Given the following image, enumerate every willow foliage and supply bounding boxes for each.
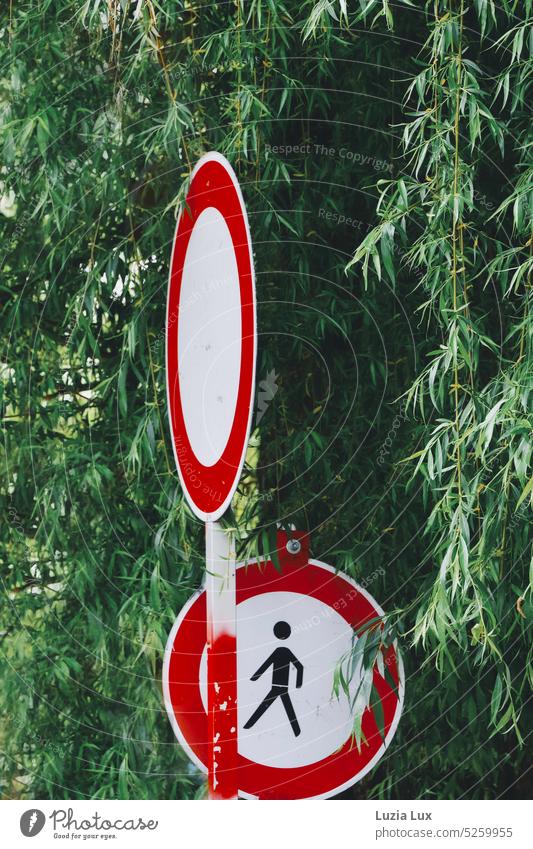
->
[0,1,531,800]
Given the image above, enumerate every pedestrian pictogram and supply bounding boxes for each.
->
[244,621,304,737]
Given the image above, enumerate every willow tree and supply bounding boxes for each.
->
[0,1,531,800]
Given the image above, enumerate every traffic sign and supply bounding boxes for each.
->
[166,152,256,521]
[163,535,404,799]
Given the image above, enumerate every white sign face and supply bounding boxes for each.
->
[199,591,357,768]
[178,206,242,468]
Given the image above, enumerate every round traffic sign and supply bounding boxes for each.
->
[163,553,403,799]
[166,152,256,520]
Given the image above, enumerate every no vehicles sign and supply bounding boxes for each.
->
[166,152,256,521]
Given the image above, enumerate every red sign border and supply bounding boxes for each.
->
[163,557,404,800]
[166,152,256,520]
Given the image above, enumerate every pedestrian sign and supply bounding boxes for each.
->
[163,533,404,799]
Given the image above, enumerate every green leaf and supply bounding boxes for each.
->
[516,475,533,510]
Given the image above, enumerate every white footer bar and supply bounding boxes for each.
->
[1,799,529,848]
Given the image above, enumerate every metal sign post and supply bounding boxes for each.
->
[205,521,238,799]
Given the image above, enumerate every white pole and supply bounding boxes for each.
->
[205,521,238,799]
